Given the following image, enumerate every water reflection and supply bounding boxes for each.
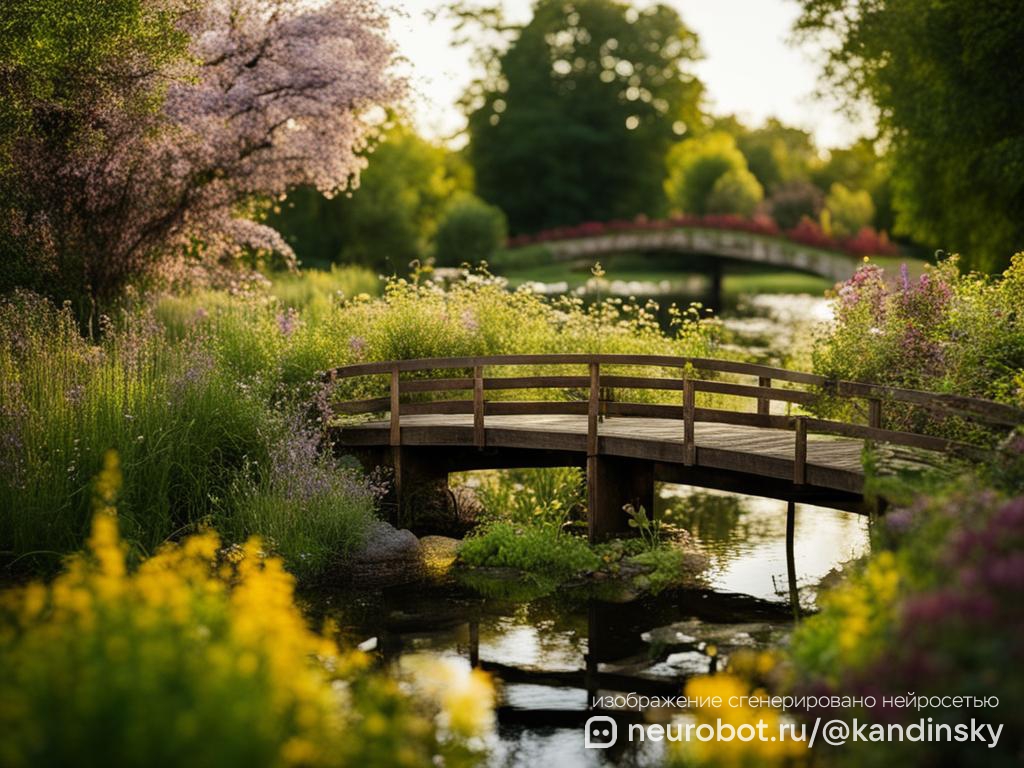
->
[658,485,871,608]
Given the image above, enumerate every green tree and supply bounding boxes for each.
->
[664,132,752,215]
[823,183,875,239]
[464,0,704,233]
[271,126,469,271]
[732,118,818,192]
[794,0,1024,271]
[813,138,893,232]
[433,193,508,266]
[707,168,763,217]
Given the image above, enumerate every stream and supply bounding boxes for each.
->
[315,293,870,766]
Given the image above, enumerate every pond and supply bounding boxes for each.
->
[314,488,868,767]
[313,290,866,766]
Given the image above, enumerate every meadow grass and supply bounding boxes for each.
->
[1,268,722,579]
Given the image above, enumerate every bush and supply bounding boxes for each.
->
[664,132,751,215]
[458,522,600,580]
[823,182,875,238]
[788,488,1024,767]
[433,194,508,267]
[0,458,492,768]
[812,256,1024,431]
[706,167,764,217]
[767,180,823,230]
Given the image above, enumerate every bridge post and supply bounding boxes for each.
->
[587,456,654,542]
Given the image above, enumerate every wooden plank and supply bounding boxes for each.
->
[486,401,588,416]
[683,377,695,466]
[401,377,473,393]
[333,396,390,415]
[484,375,589,390]
[868,398,882,429]
[588,363,600,457]
[758,376,771,416]
[794,416,807,485]
[389,367,400,447]
[473,365,485,449]
[605,402,685,419]
[401,400,475,415]
[695,379,816,406]
[601,375,684,391]
[693,408,792,430]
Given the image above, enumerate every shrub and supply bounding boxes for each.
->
[823,182,875,238]
[812,256,1024,440]
[0,456,492,768]
[706,167,764,217]
[458,522,600,580]
[664,132,751,215]
[433,193,508,267]
[767,180,824,230]
[787,489,1024,767]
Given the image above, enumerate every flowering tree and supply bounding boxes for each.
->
[1,0,404,305]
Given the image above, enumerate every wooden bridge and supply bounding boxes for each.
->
[326,355,1019,541]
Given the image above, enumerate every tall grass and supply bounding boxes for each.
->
[1,267,724,576]
[0,290,376,578]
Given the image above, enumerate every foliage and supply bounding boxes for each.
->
[0,469,491,768]
[707,167,764,217]
[458,522,600,580]
[269,266,380,317]
[433,193,509,267]
[767,181,823,230]
[823,182,875,239]
[812,256,1024,427]
[468,467,585,528]
[464,0,704,233]
[794,0,1024,272]
[0,0,404,306]
[664,132,752,216]
[296,269,720,401]
[0,289,379,578]
[222,425,379,583]
[714,115,819,193]
[270,126,470,272]
[624,503,661,549]
[787,488,1024,767]
[813,138,892,233]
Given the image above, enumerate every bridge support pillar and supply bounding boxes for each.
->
[587,455,654,543]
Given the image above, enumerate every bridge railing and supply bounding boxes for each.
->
[324,355,1021,482]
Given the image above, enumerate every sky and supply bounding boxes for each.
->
[389,0,870,150]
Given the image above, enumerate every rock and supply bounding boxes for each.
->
[350,521,422,585]
[419,535,461,577]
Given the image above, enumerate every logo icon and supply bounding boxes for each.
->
[584,715,617,748]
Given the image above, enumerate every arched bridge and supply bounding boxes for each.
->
[506,222,878,304]
[326,355,1019,541]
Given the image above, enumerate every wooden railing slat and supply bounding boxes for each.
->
[473,365,485,449]
[389,367,400,447]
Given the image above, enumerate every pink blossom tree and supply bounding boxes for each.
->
[1,0,404,305]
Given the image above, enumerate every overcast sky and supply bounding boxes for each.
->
[389,0,870,150]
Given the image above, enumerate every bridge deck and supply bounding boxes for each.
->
[334,414,866,495]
